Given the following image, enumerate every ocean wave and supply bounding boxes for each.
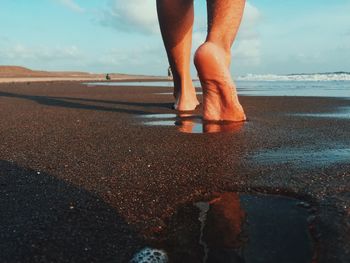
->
[237,73,350,81]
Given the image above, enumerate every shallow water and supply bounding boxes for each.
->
[132,193,316,263]
[237,81,350,97]
[85,81,196,87]
[293,106,350,119]
[251,147,350,168]
[155,91,203,96]
[86,80,350,98]
[141,113,244,134]
[93,80,349,133]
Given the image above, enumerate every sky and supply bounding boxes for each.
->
[0,0,349,76]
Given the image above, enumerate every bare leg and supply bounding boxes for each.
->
[194,0,246,121]
[157,0,199,111]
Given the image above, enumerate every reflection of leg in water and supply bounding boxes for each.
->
[174,113,244,134]
[194,0,246,121]
[175,113,200,134]
[203,121,244,134]
[159,193,246,262]
[156,0,200,111]
[204,193,246,262]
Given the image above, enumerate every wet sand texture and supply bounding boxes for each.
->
[0,81,349,262]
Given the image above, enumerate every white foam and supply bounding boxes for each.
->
[130,247,168,263]
[237,73,350,82]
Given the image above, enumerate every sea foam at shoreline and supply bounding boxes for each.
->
[237,73,350,82]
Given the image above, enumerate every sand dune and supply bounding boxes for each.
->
[0,65,162,83]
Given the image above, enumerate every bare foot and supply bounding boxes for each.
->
[173,79,200,111]
[194,42,246,121]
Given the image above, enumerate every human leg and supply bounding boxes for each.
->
[156,0,199,111]
[194,0,246,121]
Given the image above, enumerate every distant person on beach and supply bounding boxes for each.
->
[157,0,246,122]
[167,66,173,79]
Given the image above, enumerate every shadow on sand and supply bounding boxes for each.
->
[0,91,174,116]
[0,160,144,262]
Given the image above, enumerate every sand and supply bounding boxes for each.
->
[0,65,165,83]
[0,81,349,262]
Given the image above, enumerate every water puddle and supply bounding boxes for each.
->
[293,106,350,119]
[155,91,203,96]
[140,113,244,134]
[85,80,350,98]
[131,247,168,263]
[132,193,317,263]
[252,148,350,168]
[142,114,177,119]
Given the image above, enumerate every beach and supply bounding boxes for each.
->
[0,66,166,84]
[0,80,349,262]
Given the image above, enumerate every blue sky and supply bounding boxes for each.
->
[0,0,349,76]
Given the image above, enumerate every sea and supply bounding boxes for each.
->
[86,72,350,98]
[236,72,350,97]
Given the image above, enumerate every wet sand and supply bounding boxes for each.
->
[0,81,349,262]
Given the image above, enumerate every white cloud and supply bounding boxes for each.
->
[0,44,82,61]
[94,45,167,74]
[57,0,84,13]
[232,39,261,66]
[100,0,159,34]
[231,2,262,66]
[0,36,10,46]
[240,2,261,30]
[0,42,88,71]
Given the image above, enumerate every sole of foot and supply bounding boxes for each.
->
[194,42,246,122]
